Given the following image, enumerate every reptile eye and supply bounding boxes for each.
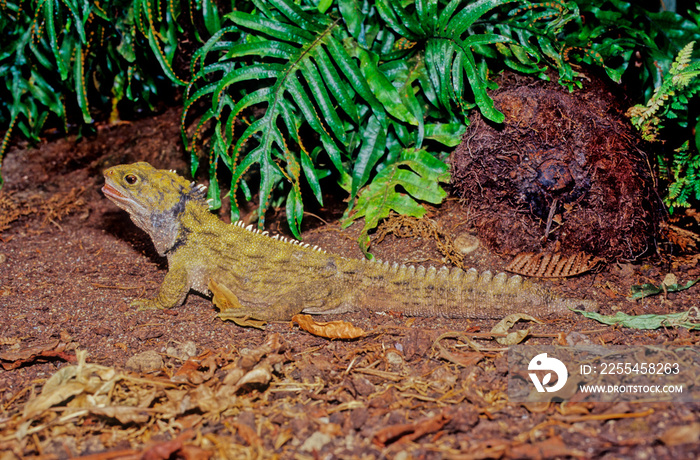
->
[124,174,138,185]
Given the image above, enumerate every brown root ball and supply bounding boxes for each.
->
[450,72,663,261]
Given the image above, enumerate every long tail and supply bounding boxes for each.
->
[352,260,594,318]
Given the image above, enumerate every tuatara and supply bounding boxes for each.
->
[103,162,596,326]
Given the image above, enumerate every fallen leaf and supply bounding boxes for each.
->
[300,431,332,453]
[237,333,284,369]
[172,352,217,384]
[573,308,700,330]
[89,406,150,424]
[231,421,262,447]
[234,364,273,391]
[373,412,450,447]
[141,430,210,460]
[662,273,678,286]
[23,350,118,419]
[292,314,366,339]
[0,340,75,370]
[432,332,484,367]
[629,276,699,300]
[491,313,542,345]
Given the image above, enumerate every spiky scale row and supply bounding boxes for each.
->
[222,208,545,315]
[232,219,326,253]
[235,210,529,286]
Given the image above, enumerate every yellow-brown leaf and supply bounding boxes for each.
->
[291,314,365,339]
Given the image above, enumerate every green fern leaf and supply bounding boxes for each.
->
[355,48,418,125]
[350,114,388,200]
[379,0,512,123]
[185,4,389,235]
[671,41,695,74]
[342,148,449,256]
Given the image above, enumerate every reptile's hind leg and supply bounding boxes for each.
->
[209,279,302,328]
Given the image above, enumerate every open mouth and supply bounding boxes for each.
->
[102,183,128,202]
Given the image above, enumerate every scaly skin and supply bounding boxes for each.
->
[103,162,596,323]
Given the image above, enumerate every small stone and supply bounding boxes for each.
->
[300,431,332,453]
[125,350,163,372]
[166,340,198,360]
[453,233,480,255]
[565,331,592,346]
[385,350,404,367]
[352,375,375,396]
[134,328,164,341]
[662,273,678,287]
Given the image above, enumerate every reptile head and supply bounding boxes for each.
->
[103,162,199,212]
[103,162,206,255]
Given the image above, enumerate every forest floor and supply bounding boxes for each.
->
[1,107,699,459]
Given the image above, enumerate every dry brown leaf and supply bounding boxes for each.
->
[187,384,218,414]
[665,223,700,252]
[141,430,210,460]
[372,412,450,447]
[234,364,273,390]
[491,313,543,345]
[292,314,366,339]
[432,332,484,367]
[273,428,294,450]
[22,350,118,419]
[171,352,217,384]
[88,406,151,424]
[237,333,284,370]
[0,340,75,370]
[230,421,263,447]
[506,251,601,278]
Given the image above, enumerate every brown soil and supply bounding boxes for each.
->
[451,72,663,261]
[1,107,699,458]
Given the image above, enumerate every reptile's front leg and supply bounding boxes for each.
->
[132,266,189,310]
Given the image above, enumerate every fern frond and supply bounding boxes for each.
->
[184,0,386,237]
[378,0,516,123]
[671,41,695,74]
[628,41,700,136]
[641,43,700,211]
[341,148,450,256]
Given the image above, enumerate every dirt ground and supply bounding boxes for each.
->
[1,107,699,459]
